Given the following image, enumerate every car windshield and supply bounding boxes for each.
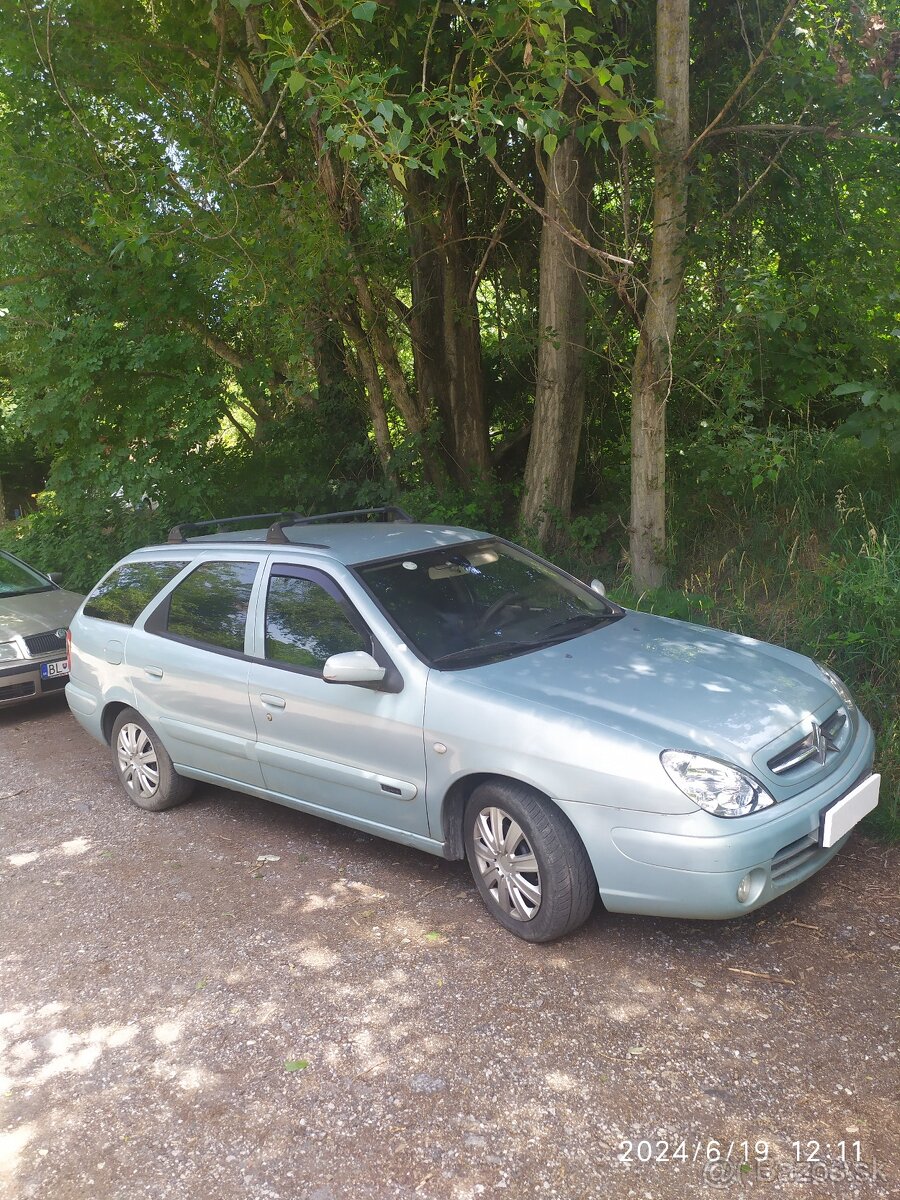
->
[0,551,54,598]
[357,539,620,667]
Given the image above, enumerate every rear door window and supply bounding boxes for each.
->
[83,561,188,625]
[161,561,259,653]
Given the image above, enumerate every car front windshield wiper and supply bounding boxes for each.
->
[0,586,54,598]
[431,640,540,668]
[534,612,613,641]
[432,613,618,668]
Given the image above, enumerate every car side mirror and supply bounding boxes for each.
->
[47,572,64,586]
[589,578,606,597]
[323,650,386,686]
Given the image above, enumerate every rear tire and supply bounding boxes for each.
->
[464,781,596,942]
[110,707,194,812]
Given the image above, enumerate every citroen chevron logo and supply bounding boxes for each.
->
[815,719,841,760]
[810,721,826,764]
[769,713,846,775]
[807,719,842,766]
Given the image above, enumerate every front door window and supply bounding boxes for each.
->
[264,572,368,672]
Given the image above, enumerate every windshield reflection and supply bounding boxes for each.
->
[358,540,621,668]
[0,552,53,599]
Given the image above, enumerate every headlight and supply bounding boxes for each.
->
[0,640,22,662]
[661,750,775,818]
[816,662,856,711]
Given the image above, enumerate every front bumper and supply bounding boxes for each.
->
[0,657,69,707]
[557,717,877,919]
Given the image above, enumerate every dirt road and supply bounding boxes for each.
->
[1,699,897,1198]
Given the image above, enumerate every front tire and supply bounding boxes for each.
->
[110,707,194,812]
[464,781,596,942]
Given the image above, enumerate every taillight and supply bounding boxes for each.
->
[66,628,72,671]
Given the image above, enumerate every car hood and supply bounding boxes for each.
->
[455,610,835,766]
[0,588,84,641]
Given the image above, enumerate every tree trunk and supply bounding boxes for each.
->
[351,266,425,443]
[440,182,491,481]
[629,0,690,588]
[313,130,435,474]
[519,131,593,542]
[406,192,453,458]
[0,470,6,524]
[342,307,394,472]
[406,175,490,483]
[312,320,348,409]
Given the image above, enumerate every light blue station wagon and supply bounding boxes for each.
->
[65,509,880,941]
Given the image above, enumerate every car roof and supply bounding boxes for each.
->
[129,521,491,568]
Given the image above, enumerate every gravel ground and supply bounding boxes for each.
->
[1,698,897,1200]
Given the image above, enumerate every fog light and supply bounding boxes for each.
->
[736,874,753,903]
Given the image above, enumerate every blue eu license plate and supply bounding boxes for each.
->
[40,660,69,680]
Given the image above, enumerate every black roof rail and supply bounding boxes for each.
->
[167,512,301,544]
[265,506,415,544]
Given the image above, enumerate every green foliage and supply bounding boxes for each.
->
[834,380,900,451]
[256,0,654,181]
[0,492,171,593]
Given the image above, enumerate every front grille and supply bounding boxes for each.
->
[768,708,849,776]
[23,629,67,656]
[0,682,36,701]
[771,832,821,884]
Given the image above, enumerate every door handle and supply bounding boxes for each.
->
[144,666,164,679]
[260,693,286,710]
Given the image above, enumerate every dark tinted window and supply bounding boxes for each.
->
[0,551,53,598]
[83,561,187,625]
[265,574,367,670]
[359,539,615,666]
[167,561,258,652]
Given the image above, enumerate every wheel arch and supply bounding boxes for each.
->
[440,772,593,874]
[101,700,132,745]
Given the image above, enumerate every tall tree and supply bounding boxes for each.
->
[520,130,595,541]
[629,0,690,587]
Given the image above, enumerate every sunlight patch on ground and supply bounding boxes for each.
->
[60,838,91,857]
[545,1070,579,1092]
[295,946,341,971]
[0,1123,35,1184]
[0,1009,29,1031]
[6,837,92,868]
[1,1009,140,1090]
[607,1003,649,1022]
[178,1065,219,1092]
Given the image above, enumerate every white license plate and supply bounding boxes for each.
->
[40,659,69,680]
[820,774,880,848]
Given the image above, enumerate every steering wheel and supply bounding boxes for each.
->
[473,590,529,635]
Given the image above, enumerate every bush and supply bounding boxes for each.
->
[0,492,171,593]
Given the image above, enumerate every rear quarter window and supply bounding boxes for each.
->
[83,561,188,625]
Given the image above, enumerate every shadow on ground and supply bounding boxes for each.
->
[1,701,897,1198]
